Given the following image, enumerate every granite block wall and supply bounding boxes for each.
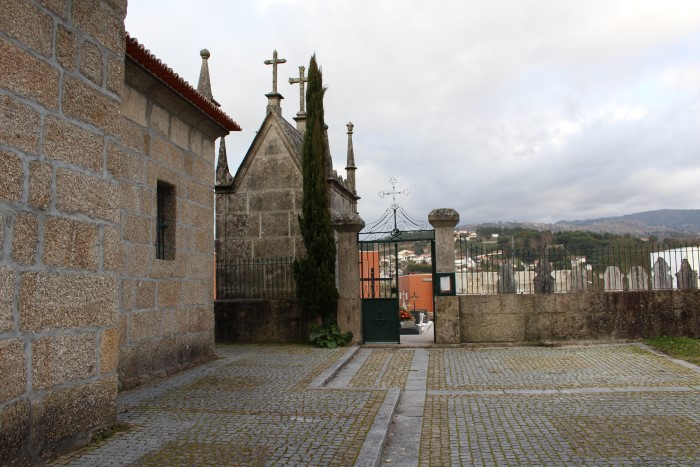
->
[452,291,700,343]
[114,60,224,389]
[215,299,311,343]
[0,0,127,463]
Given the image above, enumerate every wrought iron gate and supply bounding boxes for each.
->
[359,178,435,343]
[359,239,401,343]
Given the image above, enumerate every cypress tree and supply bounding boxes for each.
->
[294,55,338,324]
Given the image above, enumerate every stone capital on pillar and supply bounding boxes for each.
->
[428,208,460,229]
[332,212,365,233]
[429,208,459,273]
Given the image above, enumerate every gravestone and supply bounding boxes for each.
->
[604,266,624,291]
[533,261,555,294]
[497,261,517,293]
[652,258,673,290]
[675,259,698,290]
[569,264,587,291]
[627,266,649,291]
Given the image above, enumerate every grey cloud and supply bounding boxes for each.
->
[125,0,700,226]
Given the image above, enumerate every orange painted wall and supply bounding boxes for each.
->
[359,250,381,298]
[398,274,434,313]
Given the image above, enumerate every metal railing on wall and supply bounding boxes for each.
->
[455,238,700,294]
[216,257,296,299]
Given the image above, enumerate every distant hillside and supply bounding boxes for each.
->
[556,209,700,237]
[459,209,700,239]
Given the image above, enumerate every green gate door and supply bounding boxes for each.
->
[362,298,399,343]
[359,239,400,343]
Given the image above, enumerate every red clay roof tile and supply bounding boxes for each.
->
[125,33,241,132]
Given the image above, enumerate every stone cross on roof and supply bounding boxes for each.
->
[288,65,308,114]
[264,49,287,93]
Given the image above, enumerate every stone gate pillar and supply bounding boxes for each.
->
[333,213,365,344]
[429,208,460,344]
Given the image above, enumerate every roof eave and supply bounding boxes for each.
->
[124,33,242,133]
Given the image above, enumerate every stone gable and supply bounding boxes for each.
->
[216,101,358,264]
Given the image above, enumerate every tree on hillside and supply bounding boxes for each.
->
[293,55,338,324]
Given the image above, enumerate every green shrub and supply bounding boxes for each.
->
[309,323,352,349]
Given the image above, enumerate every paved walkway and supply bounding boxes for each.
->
[50,343,700,466]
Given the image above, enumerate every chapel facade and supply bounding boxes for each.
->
[213,53,364,344]
[214,52,359,263]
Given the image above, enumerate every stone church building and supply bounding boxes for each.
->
[1,1,239,463]
[214,53,364,343]
[214,55,359,262]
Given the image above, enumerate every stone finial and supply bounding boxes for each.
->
[215,137,233,186]
[197,48,215,102]
[345,121,356,194]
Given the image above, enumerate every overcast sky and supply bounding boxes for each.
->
[125,0,700,225]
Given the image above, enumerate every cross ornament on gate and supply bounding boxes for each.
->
[264,50,287,93]
[378,177,410,209]
[288,66,308,114]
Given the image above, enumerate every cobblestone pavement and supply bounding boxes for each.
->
[50,345,387,467]
[417,344,700,466]
[50,343,700,466]
[348,349,414,389]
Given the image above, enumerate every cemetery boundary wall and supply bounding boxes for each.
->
[215,299,312,343]
[435,291,700,344]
